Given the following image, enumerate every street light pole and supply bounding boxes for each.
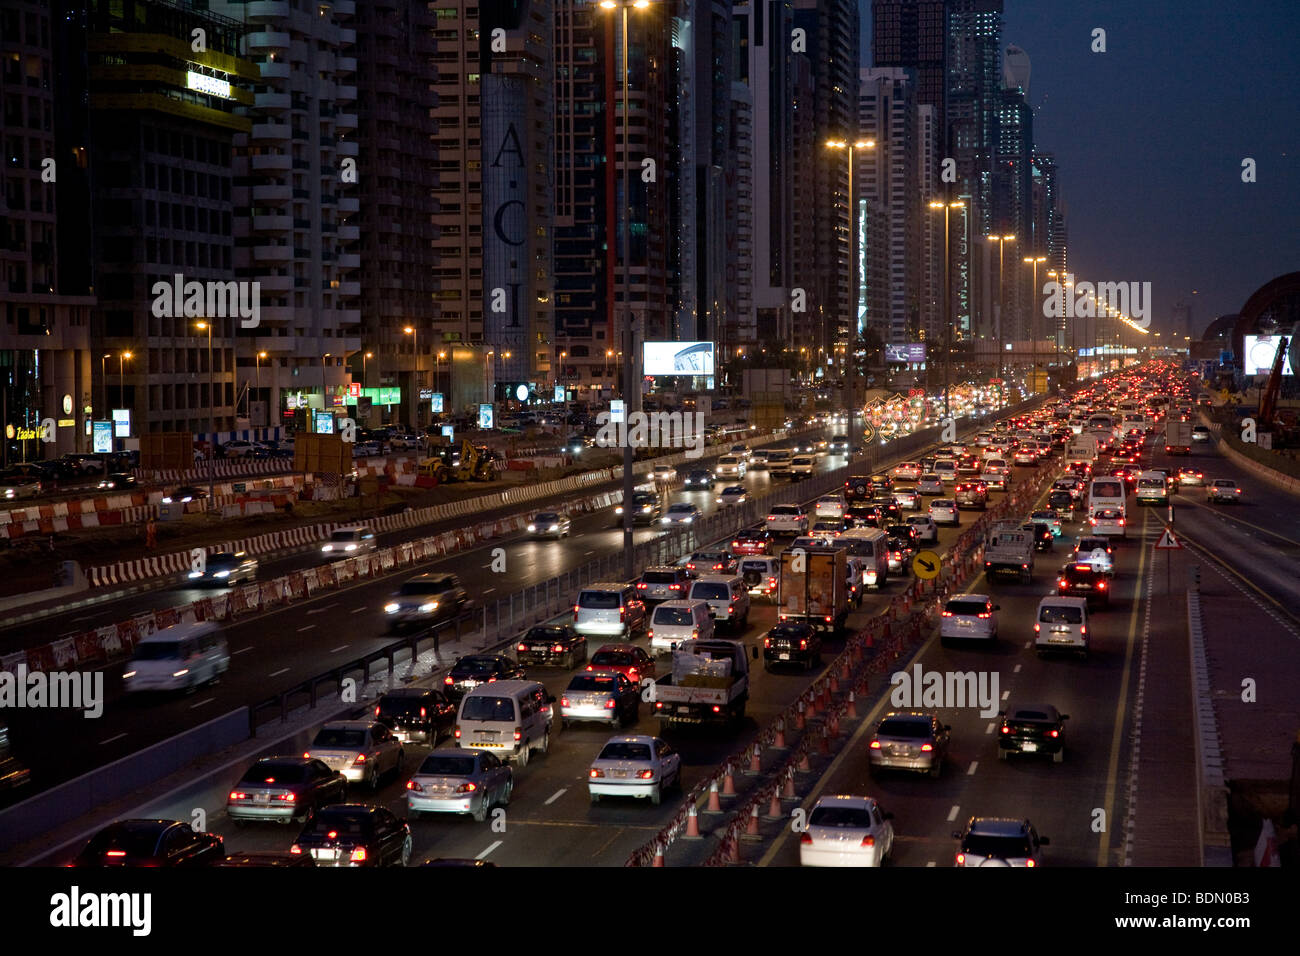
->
[826,138,874,425]
[196,321,215,509]
[930,201,964,420]
[987,234,1015,408]
[1023,255,1046,392]
[100,353,109,423]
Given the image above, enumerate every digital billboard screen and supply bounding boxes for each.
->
[643,341,715,376]
[1243,335,1294,376]
[884,343,926,364]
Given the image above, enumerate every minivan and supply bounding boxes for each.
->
[648,599,715,656]
[1034,596,1090,659]
[688,574,750,630]
[123,621,230,693]
[454,680,553,767]
[767,449,794,475]
[837,528,889,589]
[573,583,647,639]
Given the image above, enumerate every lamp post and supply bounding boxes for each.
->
[403,327,420,428]
[929,200,965,419]
[195,321,215,508]
[1022,255,1046,392]
[826,138,874,417]
[986,234,1015,407]
[436,351,446,406]
[118,351,132,424]
[600,0,650,580]
[100,353,110,423]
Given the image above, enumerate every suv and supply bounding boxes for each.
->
[954,817,1050,867]
[374,688,456,744]
[384,573,467,631]
[765,504,807,535]
[762,622,821,671]
[636,566,693,603]
[954,481,988,510]
[688,574,750,630]
[648,599,714,656]
[1070,536,1114,575]
[997,704,1069,762]
[739,556,780,599]
[731,527,773,556]
[573,583,648,639]
[321,525,379,560]
[939,594,999,646]
[1056,563,1110,608]
[683,469,716,488]
[685,550,738,575]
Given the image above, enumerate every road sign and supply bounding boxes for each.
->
[1154,528,1183,550]
[912,550,941,579]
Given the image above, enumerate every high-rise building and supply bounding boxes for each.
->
[0,0,95,462]
[691,0,735,349]
[209,0,361,428]
[349,0,439,428]
[994,84,1033,339]
[946,0,1002,236]
[726,81,755,347]
[872,0,946,117]
[86,0,259,438]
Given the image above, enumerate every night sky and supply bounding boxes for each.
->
[864,0,1300,336]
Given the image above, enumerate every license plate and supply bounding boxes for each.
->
[1022,741,1038,752]
[314,848,339,860]
[1049,636,1074,643]
[255,793,270,803]
[614,771,628,778]
[779,653,790,660]
[531,646,548,652]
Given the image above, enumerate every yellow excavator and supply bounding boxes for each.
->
[418,439,498,483]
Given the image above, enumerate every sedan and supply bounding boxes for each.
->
[652,465,677,482]
[227,757,347,824]
[303,721,404,789]
[162,484,208,504]
[1030,510,1063,537]
[0,475,41,499]
[868,712,950,778]
[1192,425,1211,443]
[586,644,655,688]
[290,805,412,867]
[188,550,258,586]
[1207,479,1241,503]
[685,550,738,574]
[374,687,457,745]
[682,469,715,488]
[799,795,895,867]
[405,749,512,822]
[717,485,748,506]
[661,502,703,525]
[730,527,773,556]
[588,735,681,806]
[893,487,920,511]
[929,499,959,526]
[515,624,588,668]
[890,462,923,481]
[906,515,938,544]
[1056,563,1110,608]
[997,704,1069,763]
[70,820,225,867]
[97,472,137,491]
[917,474,945,495]
[443,655,526,702]
[560,671,640,728]
[527,511,571,538]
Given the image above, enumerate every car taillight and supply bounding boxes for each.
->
[1026,858,1036,867]
[1034,623,1040,632]
[1049,729,1059,738]
[454,725,461,738]
[1118,519,1125,525]
[603,698,617,710]
[374,705,381,717]
[861,835,875,848]
[637,583,647,589]
[590,769,604,778]
[920,743,934,752]
[941,611,953,617]
[978,612,991,619]
[869,739,881,749]
[406,780,422,792]
[229,791,247,801]
[1058,580,1067,588]
[620,607,626,622]
[350,848,367,863]
[289,845,302,855]
[637,770,655,780]
[800,833,813,844]
[712,705,721,713]
[628,668,639,681]
[444,676,453,685]
[670,584,682,590]
[1098,581,1106,590]
[517,643,528,652]
[1000,725,1010,733]
[456,782,477,793]
[353,754,367,765]
[513,727,522,741]
[955,853,965,865]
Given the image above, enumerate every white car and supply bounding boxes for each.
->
[728,443,752,460]
[527,511,571,538]
[789,455,815,476]
[1012,445,1039,466]
[890,462,922,481]
[917,474,945,495]
[906,515,939,544]
[715,456,746,478]
[221,439,256,459]
[799,795,895,868]
[814,495,846,519]
[321,525,378,559]
[661,502,702,525]
[1207,479,1241,503]
[929,499,959,526]
[588,735,682,806]
[1070,538,1114,575]
[933,460,958,483]
[652,465,677,482]
[1034,597,1090,659]
[304,721,404,789]
[1088,506,1126,538]
[765,504,807,535]
[717,485,748,506]
[893,488,920,511]
[939,594,999,645]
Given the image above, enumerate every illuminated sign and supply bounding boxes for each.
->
[610,400,626,424]
[642,341,715,376]
[187,70,231,99]
[441,425,454,440]
[62,394,73,415]
[554,384,565,402]
[360,387,401,405]
[885,344,926,363]
[478,403,495,430]
[431,393,444,414]
[112,408,131,438]
[314,412,335,434]
[57,419,75,427]
[1243,335,1294,376]
[349,382,361,397]
[93,421,113,454]
[514,383,529,403]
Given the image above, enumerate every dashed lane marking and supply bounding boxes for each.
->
[476,840,502,860]
[966,762,978,776]
[947,805,960,821]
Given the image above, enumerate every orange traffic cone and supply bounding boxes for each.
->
[774,719,788,749]
[783,769,797,798]
[749,743,762,774]
[795,701,807,729]
[707,781,721,812]
[746,804,761,836]
[685,804,701,837]
[652,845,665,867]
[722,766,736,796]
[829,672,839,694]
[798,750,811,772]
[847,691,858,718]
[819,730,831,755]
[768,790,783,818]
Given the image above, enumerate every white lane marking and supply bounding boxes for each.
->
[297,625,315,633]
[947,805,960,822]
[544,788,567,806]
[1013,663,1022,673]
[966,762,978,776]
[269,668,289,678]
[233,646,254,656]
[1000,690,1010,700]
[483,588,496,595]
[985,722,995,735]
[190,698,214,709]
[477,840,503,860]
[99,733,127,746]
[330,645,349,653]
[1023,640,1033,648]
[307,605,336,615]
[351,606,367,614]
[926,861,937,867]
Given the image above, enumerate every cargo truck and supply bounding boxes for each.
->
[982,521,1034,583]
[1164,420,1193,456]
[648,639,756,725]
[777,546,849,634]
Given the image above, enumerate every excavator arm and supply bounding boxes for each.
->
[1258,336,1289,427]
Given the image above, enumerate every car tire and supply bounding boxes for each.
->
[540,731,550,755]
[399,834,413,867]
[366,764,379,791]
[590,792,600,804]
[500,780,513,806]
[561,718,570,731]
[650,785,661,806]
[516,743,530,768]
[1053,747,1065,764]
[472,801,488,823]
[998,748,1008,761]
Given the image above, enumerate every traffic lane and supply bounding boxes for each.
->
[767,466,1144,867]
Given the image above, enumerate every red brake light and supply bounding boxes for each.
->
[374,705,380,717]
[590,768,604,778]
[517,643,528,652]
[920,743,933,752]
[105,850,127,858]
[1026,858,1036,867]
[353,754,366,765]
[712,705,721,713]
[444,676,453,685]
[1098,581,1107,589]
[513,727,522,741]
[229,791,247,801]
[456,782,477,793]
[350,848,367,862]
[290,845,302,855]
[406,780,420,791]
[1000,725,1010,733]
[1049,729,1059,738]
[638,770,654,780]
[861,835,875,847]
[552,644,565,653]
[800,833,813,844]
[604,698,616,709]
[941,611,953,617]
[869,739,881,749]
[956,853,965,865]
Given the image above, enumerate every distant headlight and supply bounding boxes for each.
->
[384,603,400,614]
[162,496,173,503]
[640,505,652,513]
[172,669,189,678]
[123,671,136,680]
[419,602,439,613]
[214,570,230,578]
[684,517,694,523]
[527,524,537,532]
[188,570,202,579]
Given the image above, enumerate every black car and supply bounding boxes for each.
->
[763,622,822,671]
[374,688,457,744]
[683,469,716,488]
[5,462,54,482]
[872,499,902,524]
[997,704,1069,762]
[1056,562,1110,608]
[515,624,588,668]
[214,851,317,867]
[1023,521,1055,552]
[845,503,883,528]
[163,484,208,503]
[617,491,661,525]
[290,805,412,867]
[443,655,526,702]
[226,757,348,824]
[97,472,137,491]
[70,820,225,867]
[1047,490,1075,517]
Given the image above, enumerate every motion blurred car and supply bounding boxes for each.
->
[384,572,467,631]
[1070,536,1114,575]
[560,671,640,729]
[70,820,225,867]
[682,469,715,488]
[1047,490,1076,518]
[96,472,136,491]
[954,481,988,510]
[799,795,894,868]
[1176,467,1204,486]
[188,550,259,586]
[868,712,950,778]
[652,465,677,482]
[226,757,348,824]
[443,655,526,703]
[765,504,807,535]
[661,502,703,525]
[321,525,378,560]
[714,455,746,478]
[303,721,404,789]
[893,487,920,511]
[374,687,457,744]
[1192,425,1211,443]
[405,749,512,822]
[290,805,412,867]
[954,817,1049,868]
[1207,479,1241,503]
[997,705,1069,763]
[527,511,571,538]
[1030,510,1063,537]
[514,624,588,668]
[790,455,816,476]
[615,492,661,524]
[1023,520,1055,553]
[162,484,208,504]
[588,735,681,806]
[717,485,748,506]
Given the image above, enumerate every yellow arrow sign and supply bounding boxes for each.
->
[912,550,941,579]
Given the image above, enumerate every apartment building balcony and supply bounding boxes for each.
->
[336,139,358,156]
[251,152,291,172]
[257,275,293,293]
[246,1,290,20]
[336,84,357,102]
[260,60,291,80]
[251,213,292,232]
[253,244,293,264]
[338,196,359,214]
[251,122,291,143]
[336,56,357,74]
[337,252,361,269]
[255,91,291,111]
[252,183,292,203]
[247,31,291,53]
[337,225,359,241]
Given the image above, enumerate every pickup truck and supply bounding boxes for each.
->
[648,639,757,725]
[1164,420,1193,455]
[778,546,849,633]
[982,522,1034,583]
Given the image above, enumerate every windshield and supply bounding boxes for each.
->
[945,599,989,616]
[668,505,694,514]
[578,591,620,609]
[691,583,730,601]
[534,513,559,522]
[809,806,873,828]
[567,675,619,692]
[417,755,477,776]
[379,695,431,716]
[771,506,800,515]
[459,696,516,722]
[454,658,499,674]
[398,580,449,596]
[963,835,1032,858]
[641,571,680,584]
[740,560,772,573]
[653,607,696,626]
[1091,480,1123,498]
[82,827,167,858]
[876,719,931,739]
[1040,605,1084,624]
[240,761,308,784]
[591,651,632,667]
[301,812,372,838]
[311,728,366,749]
[597,742,651,761]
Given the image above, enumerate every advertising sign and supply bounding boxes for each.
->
[313,411,335,434]
[431,393,444,414]
[610,399,626,424]
[348,382,361,397]
[554,384,565,402]
[92,421,113,454]
[112,408,131,438]
[441,425,454,440]
[643,341,715,376]
[1243,335,1293,376]
[885,343,926,363]
[478,403,495,430]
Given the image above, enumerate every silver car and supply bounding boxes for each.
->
[527,511,571,538]
[660,502,702,525]
[188,550,259,586]
[304,721,404,790]
[868,712,951,778]
[588,735,682,806]
[405,748,512,822]
[929,499,959,525]
[917,474,944,495]
[559,671,639,728]
[226,757,347,824]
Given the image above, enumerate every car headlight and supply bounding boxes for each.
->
[684,517,694,523]
[384,603,400,614]
[549,524,559,531]
[661,517,671,524]
[214,570,230,578]
[322,545,334,552]
[641,505,652,513]
[123,670,136,680]
[615,507,624,514]
[419,602,438,613]
[172,669,189,678]
[344,544,358,551]
[188,570,202,579]
[527,524,536,532]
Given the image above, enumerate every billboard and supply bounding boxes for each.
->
[478,403,495,430]
[313,411,335,434]
[92,421,113,454]
[112,408,131,438]
[884,343,926,364]
[1243,335,1294,376]
[431,393,444,414]
[643,341,715,376]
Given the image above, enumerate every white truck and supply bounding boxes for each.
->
[1164,420,1193,456]
[1065,435,1098,464]
[982,521,1034,583]
[778,546,850,633]
[648,639,756,725]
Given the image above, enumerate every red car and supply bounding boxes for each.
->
[586,644,656,687]
[731,528,773,556]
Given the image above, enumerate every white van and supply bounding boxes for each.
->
[688,575,750,629]
[648,599,714,656]
[837,527,890,589]
[1087,477,1126,514]
[1135,471,1169,506]
[123,621,229,693]
[1034,596,1090,659]
[455,680,553,767]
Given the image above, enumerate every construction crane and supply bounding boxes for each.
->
[1257,336,1289,427]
